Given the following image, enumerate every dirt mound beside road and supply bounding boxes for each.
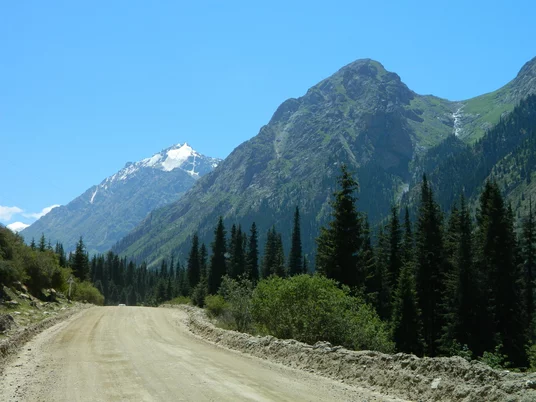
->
[180,305,536,402]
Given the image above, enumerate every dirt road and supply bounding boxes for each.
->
[0,307,404,401]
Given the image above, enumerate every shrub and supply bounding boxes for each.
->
[218,275,254,332]
[72,280,104,305]
[205,294,228,317]
[480,344,510,369]
[527,343,536,372]
[191,281,208,307]
[167,296,191,305]
[251,274,394,353]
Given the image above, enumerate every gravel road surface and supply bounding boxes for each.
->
[0,306,404,401]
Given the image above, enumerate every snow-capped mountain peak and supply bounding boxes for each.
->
[102,143,220,187]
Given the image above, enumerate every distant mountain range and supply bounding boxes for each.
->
[21,143,220,254]
[112,56,536,267]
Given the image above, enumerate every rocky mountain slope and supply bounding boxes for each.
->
[114,57,536,266]
[22,143,220,254]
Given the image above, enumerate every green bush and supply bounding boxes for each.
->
[167,296,191,305]
[205,294,228,317]
[251,274,394,353]
[480,344,510,369]
[528,343,536,372]
[191,281,208,307]
[72,281,105,305]
[218,275,254,332]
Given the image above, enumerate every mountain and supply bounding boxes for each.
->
[21,143,221,254]
[113,57,536,267]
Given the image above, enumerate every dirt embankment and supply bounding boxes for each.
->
[179,305,536,402]
[0,293,92,374]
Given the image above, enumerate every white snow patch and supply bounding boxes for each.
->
[452,106,464,137]
[161,143,196,172]
[7,221,30,233]
[141,153,162,167]
[90,187,98,204]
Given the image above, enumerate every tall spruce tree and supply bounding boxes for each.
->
[387,206,403,290]
[38,233,46,252]
[199,243,208,281]
[72,237,89,280]
[187,233,201,290]
[316,164,363,288]
[288,206,303,276]
[246,222,259,282]
[475,181,527,366]
[391,262,424,356]
[230,225,245,278]
[208,217,227,294]
[261,226,277,278]
[415,175,446,357]
[273,232,287,277]
[522,199,536,342]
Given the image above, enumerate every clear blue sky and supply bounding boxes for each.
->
[1,0,535,226]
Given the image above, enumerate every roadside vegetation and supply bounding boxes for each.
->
[0,227,103,306]
[166,165,535,371]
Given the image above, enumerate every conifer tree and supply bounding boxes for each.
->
[187,233,201,290]
[373,226,391,320]
[387,206,403,290]
[475,181,527,366]
[199,243,208,281]
[316,164,363,288]
[30,238,36,250]
[302,255,308,274]
[391,262,424,356]
[288,206,303,276]
[415,175,446,356]
[38,234,46,252]
[208,217,227,294]
[72,237,89,280]
[160,259,168,278]
[230,225,245,278]
[261,226,277,278]
[246,222,259,282]
[522,199,536,341]
[273,232,287,277]
[401,207,414,266]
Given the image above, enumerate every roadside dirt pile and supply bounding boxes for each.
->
[0,290,91,374]
[181,305,536,402]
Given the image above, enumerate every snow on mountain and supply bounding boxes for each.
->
[21,141,221,254]
[103,143,217,187]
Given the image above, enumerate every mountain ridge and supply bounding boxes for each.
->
[110,56,536,267]
[21,143,221,253]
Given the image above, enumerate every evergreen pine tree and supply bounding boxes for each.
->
[522,199,536,341]
[199,243,208,281]
[187,233,201,290]
[316,164,363,288]
[475,181,528,366]
[38,233,46,252]
[387,206,403,291]
[415,175,446,356]
[261,226,277,278]
[246,222,259,282]
[391,262,424,356]
[208,217,227,294]
[230,225,245,278]
[273,232,287,277]
[288,206,303,276]
[72,237,89,280]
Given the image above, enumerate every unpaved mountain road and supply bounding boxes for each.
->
[0,307,405,402]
